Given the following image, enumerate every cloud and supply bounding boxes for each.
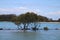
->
[0,7,59,20]
[0,7,40,15]
[44,11,60,20]
[48,11,60,15]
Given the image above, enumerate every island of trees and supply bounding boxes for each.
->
[0,12,60,31]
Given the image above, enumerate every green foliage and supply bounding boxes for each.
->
[0,12,59,22]
[18,12,38,23]
[0,14,16,21]
[0,12,55,22]
[37,15,49,22]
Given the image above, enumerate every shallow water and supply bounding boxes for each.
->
[0,30,60,40]
[0,22,60,40]
[0,22,60,29]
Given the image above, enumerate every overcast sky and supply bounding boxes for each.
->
[0,0,60,20]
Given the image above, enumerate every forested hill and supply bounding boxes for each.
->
[0,12,60,22]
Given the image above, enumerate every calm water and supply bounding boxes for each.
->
[0,22,60,40]
[0,22,60,29]
[0,30,60,40]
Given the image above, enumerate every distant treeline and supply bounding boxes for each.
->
[0,12,60,22]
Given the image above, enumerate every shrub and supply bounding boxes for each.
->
[44,27,48,30]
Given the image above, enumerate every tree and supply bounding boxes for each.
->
[0,14,16,21]
[18,12,38,31]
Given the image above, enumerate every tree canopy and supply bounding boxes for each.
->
[0,12,59,22]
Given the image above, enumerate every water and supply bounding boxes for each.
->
[0,22,60,29]
[0,30,60,40]
[0,22,60,40]
[0,22,17,29]
[40,22,60,29]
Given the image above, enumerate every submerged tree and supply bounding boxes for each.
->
[17,12,50,31]
[0,12,52,30]
[17,12,38,31]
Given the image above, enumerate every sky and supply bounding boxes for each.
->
[0,0,60,20]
